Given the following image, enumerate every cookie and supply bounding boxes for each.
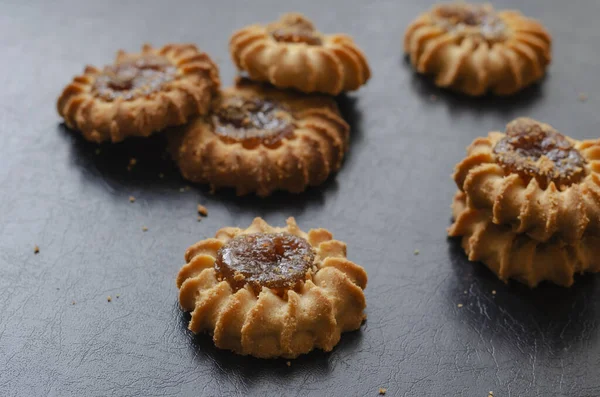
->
[176,217,367,358]
[230,13,370,95]
[168,79,349,196]
[449,191,600,288]
[454,118,600,243]
[404,2,551,96]
[57,43,220,143]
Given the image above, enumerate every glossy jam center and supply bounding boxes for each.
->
[433,4,506,41]
[93,54,176,101]
[213,97,294,146]
[269,17,322,45]
[493,118,587,189]
[215,233,315,292]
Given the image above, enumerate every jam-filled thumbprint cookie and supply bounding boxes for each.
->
[404,2,551,96]
[168,79,349,196]
[230,13,370,95]
[176,217,367,358]
[57,44,220,142]
[454,117,600,243]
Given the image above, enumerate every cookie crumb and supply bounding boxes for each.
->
[234,272,245,282]
[116,294,120,298]
[492,290,496,295]
[488,392,494,397]
[129,196,135,203]
[457,303,463,308]
[197,204,208,216]
[142,226,148,232]
[578,93,588,102]
[107,296,112,302]
[34,245,40,254]
[197,215,202,222]
[286,361,291,367]
[72,301,76,305]
[379,388,387,395]
[127,157,137,171]
[413,249,420,255]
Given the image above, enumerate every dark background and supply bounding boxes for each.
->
[2,0,600,396]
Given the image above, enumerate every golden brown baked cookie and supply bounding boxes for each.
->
[449,191,600,287]
[176,217,367,358]
[454,118,600,243]
[57,44,220,143]
[168,79,349,196]
[230,13,370,95]
[404,2,551,96]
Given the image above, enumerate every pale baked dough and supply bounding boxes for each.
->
[230,13,370,95]
[57,43,220,143]
[176,217,368,359]
[449,191,600,288]
[168,79,349,197]
[454,118,600,243]
[404,2,551,96]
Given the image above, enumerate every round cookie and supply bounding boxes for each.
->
[454,117,600,243]
[449,191,600,288]
[176,217,368,359]
[230,13,370,95]
[168,79,349,197]
[57,43,220,143]
[404,2,551,96]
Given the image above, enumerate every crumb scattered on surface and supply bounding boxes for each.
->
[492,290,496,295]
[129,158,137,166]
[197,215,202,222]
[197,204,208,216]
[379,388,387,395]
[116,294,120,298]
[488,392,494,397]
[129,196,135,203]
[286,361,291,367]
[579,93,588,102]
[142,226,148,232]
[158,173,164,179]
[72,301,76,305]
[107,296,112,302]
[413,249,420,255]
[234,272,245,282]
[34,245,40,254]
[457,303,463,308]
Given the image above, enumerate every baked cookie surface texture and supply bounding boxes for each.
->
[404,2,551,96]
[169,79,349,196]
[57,44,220,142]
[454,117,600,243]
[230,13,370,95]
[176,217,367,358]
[449,191,600,288]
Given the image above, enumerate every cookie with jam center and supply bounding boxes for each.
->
[453,117,600,243]
[404,2,551,96]
[176,217,368,359]
[230,13,370,95]
[57,43,220,143]
[168,78,349,197]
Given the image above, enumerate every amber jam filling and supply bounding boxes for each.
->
[493,119,587,189]
[215,233,315,292]
[93,54,177,101]
[213,97,294,146]
[269,17,322,45]
[432,4,506,41]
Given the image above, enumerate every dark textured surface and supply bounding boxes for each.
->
[2,0,600,396]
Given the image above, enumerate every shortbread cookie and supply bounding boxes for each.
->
[449,191,600,287]
[57,44,220,143]
[454,118,600,243]
[404,2,551,96]
[230,13,370,95]
[176,217,367,358]
[168,79,349,196]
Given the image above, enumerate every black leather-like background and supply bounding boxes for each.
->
[2,1,600,396]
